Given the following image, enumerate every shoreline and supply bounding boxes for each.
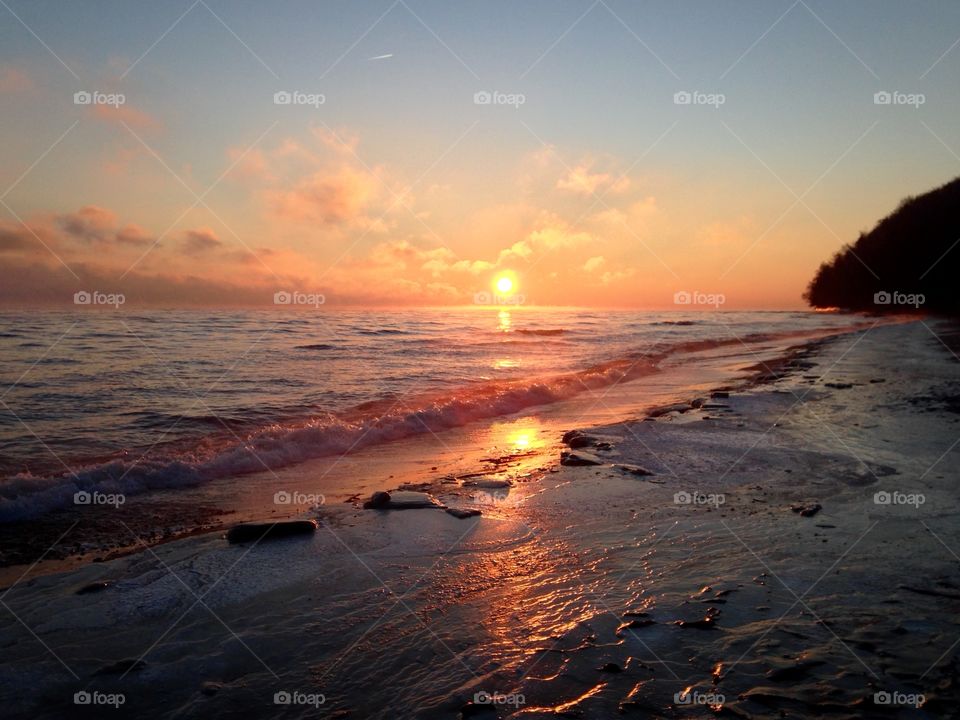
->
[0,319,958,717]
[0,322,879,586]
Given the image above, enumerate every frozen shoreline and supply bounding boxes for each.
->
[1,319,959,718]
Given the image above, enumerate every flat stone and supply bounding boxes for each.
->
[462,477,511,489]
[226,519,318,544]
[446,507,481,519]
[560,450,603,467]
[76,580,113,595]
[614,464,654,477]
[382,491,444,509]
[363,491,391,508]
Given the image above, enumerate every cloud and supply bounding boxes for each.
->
[115,224,155,247]
[89,103,160,132]
[57,206,118,242]
[583,255,605,272]
[270,167,379,225]
[557,165,611,195]
[181,227,222,253]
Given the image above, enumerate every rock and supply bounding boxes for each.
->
[226,519,318,544]
[381,491,444,509]
[598,662,623,673]
[564,431,599,448]
[691,398,706,409]
[675,607,719,630]
[560,450,603,467]
[94,659,146,676]
[614,464,654,477]
[647,403,691,418]
[791,503,822,517]
[76,580,113,595]
[617,618,656,635]
[869,378,887,384]
[363,491,391,508]
[200,681,223,696]
[462,477,511,489]
[711,391,730,399]
[446,507,481,519]
[824,382,853,389]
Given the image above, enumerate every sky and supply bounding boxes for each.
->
[0,0,958,308]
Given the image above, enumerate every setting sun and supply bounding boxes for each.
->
[496,276,514,294]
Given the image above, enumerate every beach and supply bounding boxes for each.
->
[1,315,958,718]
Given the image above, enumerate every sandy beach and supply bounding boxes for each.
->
[1,318,957,719]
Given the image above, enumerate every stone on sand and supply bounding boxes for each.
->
[365,490,444,510]
[560,450,603,467]
[446,507,481,519]
[226,519,318,544]
[462,477,511,489]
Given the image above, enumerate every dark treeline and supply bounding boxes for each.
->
[804,176,960,314]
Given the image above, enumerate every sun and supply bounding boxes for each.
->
[496,276,514,294]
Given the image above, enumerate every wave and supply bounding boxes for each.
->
[513,328,565,336]
[0,355,660,522]
[294,343,337,350]
[0,321,872,523]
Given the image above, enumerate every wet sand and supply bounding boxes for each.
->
[1,319,959,718]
